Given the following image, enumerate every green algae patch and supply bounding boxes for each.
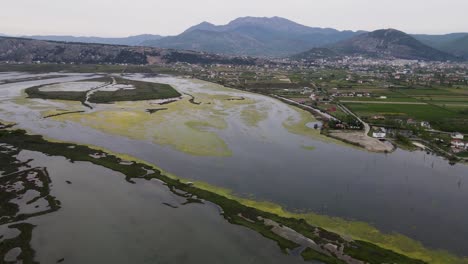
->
[45,79,264,157]
[0,129,453,264]
[283,107,320,137]
[189,181,467,264]
[0,119,16,127]
[39,100,87,118]
[297,212,467,264]
[185,120,227,130]
[241,105,269,127]
[301,145,316,151]
[51,98,232,157]
[155,119,231,157]
[12,95,84,112]
[282,106,358,148]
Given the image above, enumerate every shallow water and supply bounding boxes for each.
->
[1,73,468,256]
[19,150,305,264]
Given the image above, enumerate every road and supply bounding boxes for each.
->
[271,95,339,121]
[337,103,370,134]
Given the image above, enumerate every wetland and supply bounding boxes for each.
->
[1,71,468,264]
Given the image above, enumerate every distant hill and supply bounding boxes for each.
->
[414,33,468,59]
[13,34,165,46]
[291,47,340,60]
[440,35,468,59]
[143,16,362,57]
[0,37,260,65]
[413,33,468,48]
[294,29,459,61]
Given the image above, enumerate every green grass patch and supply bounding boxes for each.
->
[393,88,457,96]
[89,77,181,103]
[24,76,181,104]
[25,85,87,102]
[345,240,426,264]
[345,102,468,133]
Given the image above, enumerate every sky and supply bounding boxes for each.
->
[2,0,468,37]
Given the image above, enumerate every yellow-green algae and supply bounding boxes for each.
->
[39,77,270,157]
[49,92,257,157]
[28,78,354,156]
[191,181,468,264]
[40,130,468,264]
[0,119,15,126]
[282,107,324,139]
[282,106,362,149]
[9,78,468,262]
[301,145,316,151]
[240,105,269,127]
[39,101,85,117]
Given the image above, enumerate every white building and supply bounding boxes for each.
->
[451,132,464,140]
[372,128,387,139]
[451,139,465,149]
[420,121,431,129]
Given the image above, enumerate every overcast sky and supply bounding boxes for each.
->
[2,0,467,37]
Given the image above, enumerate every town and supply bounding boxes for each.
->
[164,56,468,162]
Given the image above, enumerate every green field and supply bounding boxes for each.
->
[25,76,181,104]
[345,102,468,133]
[393,88,458,96]
[25,86,87,102]
[89,77,181,103]
[337,96,421,102]
[415,96,468,102]
[345,103,454,120]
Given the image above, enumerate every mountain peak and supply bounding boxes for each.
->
[183,21,218,33]
[227,16,303,28]
[368,28,409,38]
[198,21,216,27]
[146,16,362,57]
[328,29,457,61]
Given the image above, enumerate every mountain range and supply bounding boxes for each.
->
[4,34,163,46]
[1,16,467,61]
[0,37,260,65]
[142,17,363,57]
[414,33,468,59]
[293,29,458,61]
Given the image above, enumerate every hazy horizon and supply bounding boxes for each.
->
[2,0,468,37]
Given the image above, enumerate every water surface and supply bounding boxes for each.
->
[1,73,467,256]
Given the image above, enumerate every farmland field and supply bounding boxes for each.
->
[344,102,468,133]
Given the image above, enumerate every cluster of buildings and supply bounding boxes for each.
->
[331,91,371,98]
[451,132,468,152]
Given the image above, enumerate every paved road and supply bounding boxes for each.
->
[337,103,370,135]
[271,95,339,121]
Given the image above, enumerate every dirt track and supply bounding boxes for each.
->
[329,130,394,153]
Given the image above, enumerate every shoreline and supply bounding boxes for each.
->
[260,88,396,153]
[2,126,467,264]
[1,72,466,262]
